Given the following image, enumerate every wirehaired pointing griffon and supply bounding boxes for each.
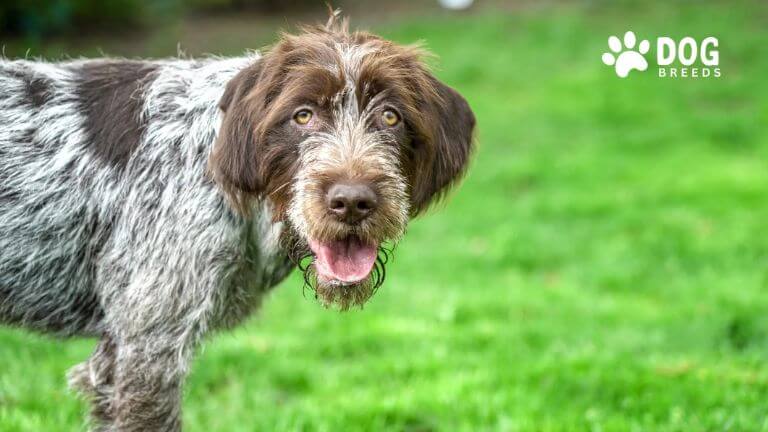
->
[0,13,475,432]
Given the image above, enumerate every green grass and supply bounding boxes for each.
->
[2,1,768,430]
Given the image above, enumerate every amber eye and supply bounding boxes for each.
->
[294,109,313,125]
[382,109,400,127]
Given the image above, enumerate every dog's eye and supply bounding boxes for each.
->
[381,109,400,127]
[293,109,313,125]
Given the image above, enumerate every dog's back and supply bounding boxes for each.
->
[0,60,108,335]
[0,57,264,336]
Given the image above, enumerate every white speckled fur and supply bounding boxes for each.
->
[0,54,293,431]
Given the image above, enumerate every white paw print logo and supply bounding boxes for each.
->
[602,31,650,78]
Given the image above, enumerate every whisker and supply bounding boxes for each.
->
[268,180,292,197]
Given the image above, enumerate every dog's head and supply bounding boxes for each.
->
[209,14,475,309]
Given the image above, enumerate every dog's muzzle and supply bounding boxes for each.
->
[307,180,380,284]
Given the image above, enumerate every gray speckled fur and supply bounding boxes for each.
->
[0,55,293,431]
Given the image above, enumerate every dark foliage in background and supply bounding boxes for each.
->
[0,0,323,37]
[0,0,175,37]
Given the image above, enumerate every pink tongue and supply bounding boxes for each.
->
[309,237,378,283]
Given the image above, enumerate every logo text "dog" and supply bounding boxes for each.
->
[602,32,720,78]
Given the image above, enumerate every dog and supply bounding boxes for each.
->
[0,13,475,431]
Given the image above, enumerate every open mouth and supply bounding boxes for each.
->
[308,235,379,285]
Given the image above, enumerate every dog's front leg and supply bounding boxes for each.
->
[99,277,214,432]
[109,335,191,432]
[69,336,119,431]
[94,207,232,430]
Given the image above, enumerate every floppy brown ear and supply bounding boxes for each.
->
[409,78,476,215]
[208,61,265,214]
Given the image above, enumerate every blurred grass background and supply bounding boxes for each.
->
[2,0,768,430]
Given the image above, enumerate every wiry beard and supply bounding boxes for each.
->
[283,229,393,310]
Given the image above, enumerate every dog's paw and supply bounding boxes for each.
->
[601,31,650,78]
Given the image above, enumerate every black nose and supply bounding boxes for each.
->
[326,182,378,224]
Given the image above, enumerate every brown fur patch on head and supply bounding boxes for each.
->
[353,44,476,215]
[208,32,347,217]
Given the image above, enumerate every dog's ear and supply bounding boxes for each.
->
[210,39,316,218]
[409,76,476,215]
[209,60,267,214]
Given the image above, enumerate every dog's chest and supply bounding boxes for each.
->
[213,208,295,330]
